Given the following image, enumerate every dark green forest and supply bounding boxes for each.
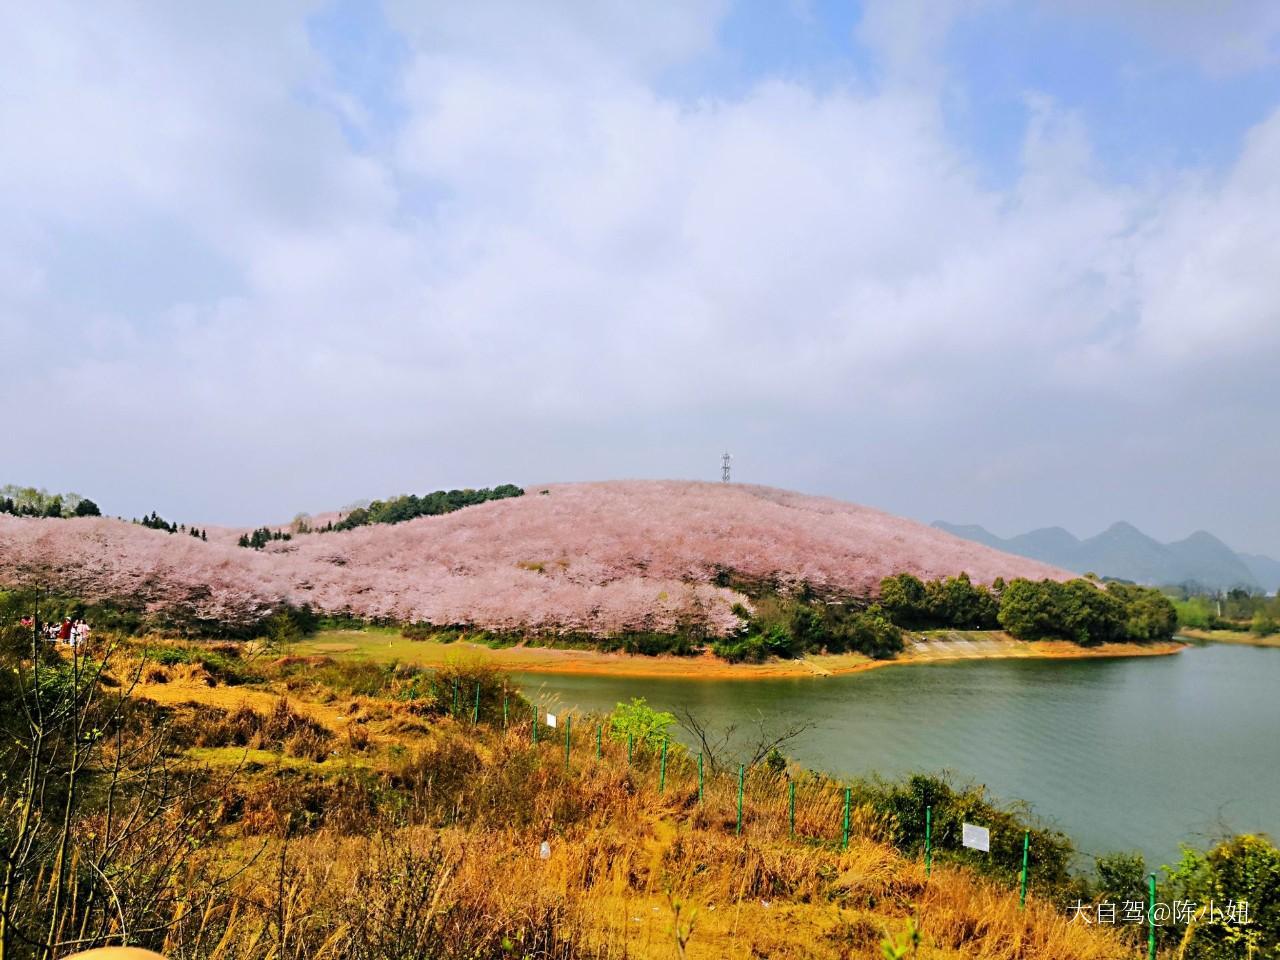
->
[317,484,524,532]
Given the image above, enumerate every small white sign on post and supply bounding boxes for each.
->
[962,823,990,853]
[545,712,558,729]
[539,841,551,860]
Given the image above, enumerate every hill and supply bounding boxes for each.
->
[0,480,1070,635]
[934,519,1267,592]
[1240,553,1280,594]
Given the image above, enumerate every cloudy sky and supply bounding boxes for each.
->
[2,1,1278,553]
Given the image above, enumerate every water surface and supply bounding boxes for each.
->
[515,643,1280,868]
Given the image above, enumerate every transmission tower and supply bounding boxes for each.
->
[721,451,732,483]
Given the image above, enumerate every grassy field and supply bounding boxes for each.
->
[117,646,1137,960]
[282,627,1185,680]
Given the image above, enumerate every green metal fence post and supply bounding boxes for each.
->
[659,738,668,792]
[925,806,933,877]
[564,714,571,769]
[627,733,633,766]
[841,786,851,850]
[1019,831,1030,909]
[736,764,745,836]
[596,723,602,760]
[1148,873,1157,960]
[532,704,538,744]
[452,677,459,714]
[473,683,480,724]
[697,752,704,804]
[502,689,508,729]
[789,781,796,837]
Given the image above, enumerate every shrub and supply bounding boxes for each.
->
[925,573,1000,628]
[599,630,700,656]
[1107,582,1178,641]
[822,608,904,659]
[998,578,1175,645]
[726,590,903,661]
[390,732,485,805]
[712,634,767,662]
[1060,579,1127,645]
[402,621,436,641]
[609,697,676,747]
[1093,851,1148,905]
[1175,597,1214,629]
[197,698,335,759]
[1159,834,1280,958]
[878,573,929,626]
[142,642,263,685]
[857,772,1075,896]
[880,573,999,630]
[429,661,519,724]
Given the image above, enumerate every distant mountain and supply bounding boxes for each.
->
[1007,526,1081,559]
[1240,553,1280,594]
[1165,532,1261,593]
[933,520,1271,593]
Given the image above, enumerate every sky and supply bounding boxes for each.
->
[2,1,1278,553]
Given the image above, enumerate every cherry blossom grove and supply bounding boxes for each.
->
[0,481,1070,635]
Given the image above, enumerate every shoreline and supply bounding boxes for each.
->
[288,629,1188,682]
[1178,628,1280,649]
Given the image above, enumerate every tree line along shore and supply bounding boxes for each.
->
[3,570,1179,671]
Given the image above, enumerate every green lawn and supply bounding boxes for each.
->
[288,628,513,665]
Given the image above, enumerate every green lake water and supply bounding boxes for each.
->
[514,642,1280,870]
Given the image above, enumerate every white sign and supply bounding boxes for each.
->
[539,841,551,860]
[962,823,990,852]
[545,712,557,728]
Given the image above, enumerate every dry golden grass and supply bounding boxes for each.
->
[131,665,1137,960]
[160,822,1132,960]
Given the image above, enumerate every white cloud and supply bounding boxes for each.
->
[1133,111,1280,359]
[1,1,1278,549]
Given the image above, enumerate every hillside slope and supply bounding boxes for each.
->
[1240,553,1280,594]
[0,480,1070,635]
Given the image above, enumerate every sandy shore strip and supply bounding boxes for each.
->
[1178,628,1280,649]
[286,629,1187,681]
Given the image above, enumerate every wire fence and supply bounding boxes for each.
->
[435,679,1046,913]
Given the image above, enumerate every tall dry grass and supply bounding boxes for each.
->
[143,708,1138,960]
[2,649,1141,960]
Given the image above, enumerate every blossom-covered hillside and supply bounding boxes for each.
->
[0,480,1070,635]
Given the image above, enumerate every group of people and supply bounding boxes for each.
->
[18,615,91,646]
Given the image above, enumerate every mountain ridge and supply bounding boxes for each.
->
[933,519,1271,592]
[1239,553,1280,593]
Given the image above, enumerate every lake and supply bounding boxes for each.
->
[514,642,1280,870]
